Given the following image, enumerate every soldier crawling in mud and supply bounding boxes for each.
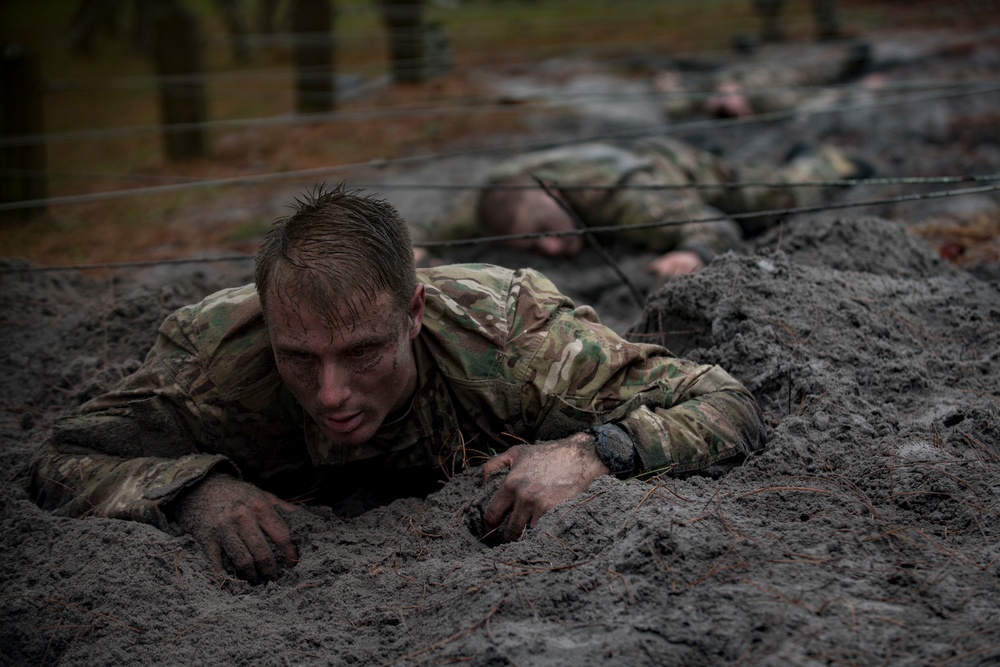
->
[29,184,767,584]
[420,136,870,280]
[655,37,872,120]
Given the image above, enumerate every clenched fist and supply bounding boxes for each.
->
[481,433,610,543]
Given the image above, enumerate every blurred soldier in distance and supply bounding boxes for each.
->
[419,136,871,281]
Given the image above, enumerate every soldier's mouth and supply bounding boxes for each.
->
[323,412,364,434]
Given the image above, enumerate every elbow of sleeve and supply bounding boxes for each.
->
[702,382,768,458]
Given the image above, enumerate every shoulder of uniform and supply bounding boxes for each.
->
[419,262,513,287]
[160,283,266,354]
[419,263,564,298]
[418,263,570,328]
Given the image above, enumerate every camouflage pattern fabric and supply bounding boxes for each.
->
[30,264,767,527]
[661,39,869,120]
[713,40,870,115]
[428,139,743,262]
[429,137,860,261]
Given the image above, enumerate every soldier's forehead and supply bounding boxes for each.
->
[268,285,394,330]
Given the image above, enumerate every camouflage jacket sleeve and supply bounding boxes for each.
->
[514,270,766,473]
[423,265,767,474]
[28,325,240,529]
[29,285,304,529]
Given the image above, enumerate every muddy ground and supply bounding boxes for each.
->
[2,26,999,667]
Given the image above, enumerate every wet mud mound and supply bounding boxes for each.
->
[2,215,999,665]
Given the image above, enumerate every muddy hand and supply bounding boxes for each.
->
[171,473,300,584]
[481,433,610,543]
[647,250,706,282]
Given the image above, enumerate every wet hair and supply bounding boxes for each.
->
[254,183,417,329]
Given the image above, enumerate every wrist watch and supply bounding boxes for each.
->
[587,423,638,477]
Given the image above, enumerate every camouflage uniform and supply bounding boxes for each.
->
[428,136,859,262]
[719,40,868,115]
[662,39,870,120]
[30,264,766,528]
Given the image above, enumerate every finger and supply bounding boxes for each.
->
[236,518,281,581]
[260,508,299,565]
[275,498,300,513]
[503,504,535,543]
[216,527,260,584]
[483,481,516,534]
[202,536,225,574]
[482,450,515,482]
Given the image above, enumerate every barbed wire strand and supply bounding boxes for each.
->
[532,173,644,307]
[9,20,999,146]
[420,180,1000,249]
[5,79,1000,213]
[9,74,998,149]
[4,167,998,192]
[3,179,995,276]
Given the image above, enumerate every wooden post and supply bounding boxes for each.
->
[291,0,335,114]
[152,2,208,161]
[752,0,786,43]
[0,43,47,217]
[379,0,425,84]
[213,0,251,64]
[813,0,841,41]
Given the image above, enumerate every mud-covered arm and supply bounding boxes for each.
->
[29,443,236,530]
[516,278,766,476]
[29,324,241,529]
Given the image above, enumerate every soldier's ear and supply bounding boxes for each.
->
[407,284,426,339]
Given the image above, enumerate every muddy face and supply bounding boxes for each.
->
[267,286,425,447]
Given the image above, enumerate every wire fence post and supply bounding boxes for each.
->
[291,0,335,114]
[0,43,47,218]
[152,2,208,161]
